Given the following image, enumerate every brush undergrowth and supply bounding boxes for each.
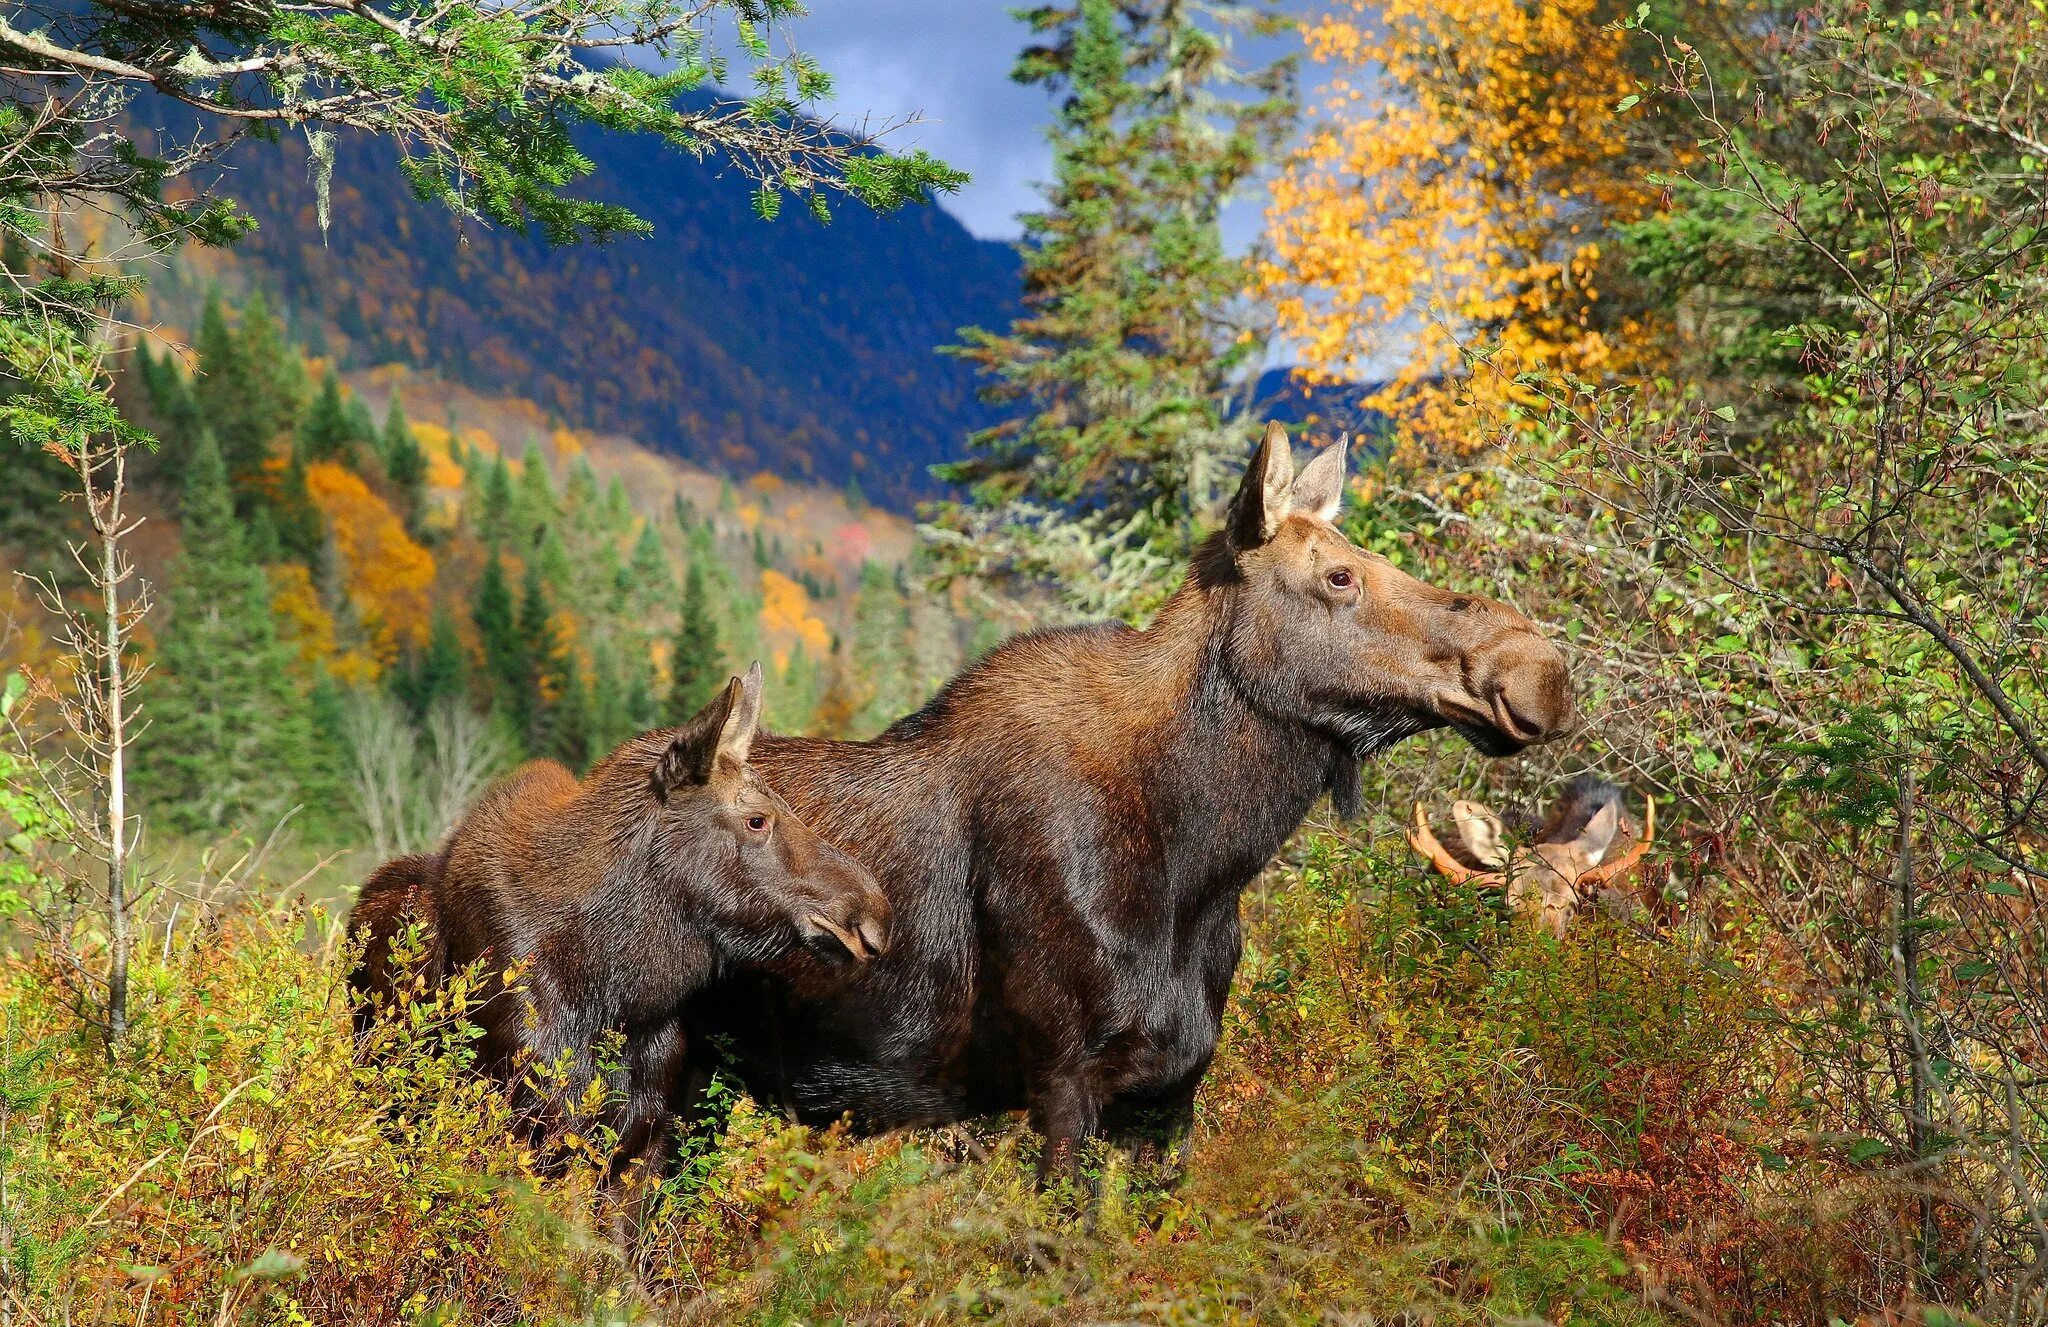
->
[2,829,1884,1325]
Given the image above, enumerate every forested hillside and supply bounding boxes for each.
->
[146,107,1019,509]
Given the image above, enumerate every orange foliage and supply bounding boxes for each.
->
[303,462,436,668]
[1260,0,1662,451]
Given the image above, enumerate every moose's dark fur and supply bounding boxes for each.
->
[348,666,891,1189]
[683,424,1575,1176]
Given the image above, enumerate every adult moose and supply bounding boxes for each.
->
[684,424,1575,1177]
[349,665,892,1195]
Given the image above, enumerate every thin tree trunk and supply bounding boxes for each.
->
[1898,763,1936,1286]
[102,500,131,1043]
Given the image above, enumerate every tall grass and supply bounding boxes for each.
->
[4,825,1896,1324]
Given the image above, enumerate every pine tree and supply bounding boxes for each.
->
[140,432,311,833]
[394,607,466,719]
[479,455,516,545]
[623,523,677,619]
[936,0,1297,587]
[299,368,359,465]
[516,560,555,746]
[274,446,324,565]
[774,642,820,734]
[603,475,633,535]
[196,288,306,504]
[666,561,725,724]
[589,636,630,756]
[547,654,595,770]
[473,551,527,726]
[538,528,575,592]
[381,398,428,528]
[851,560,914,736]
[516,447,558,545]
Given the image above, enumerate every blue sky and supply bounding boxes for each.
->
[783,3,1311,246]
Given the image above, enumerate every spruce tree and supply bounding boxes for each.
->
[666,562,725,724]
[274,446,324,565]
[588,637,629,756]
[516,560,555,746]
[140,432,310,833]
[851,560,914,736]
[548,656,595,771]
[381,398,428,529]
[516,447,558,545]
[624,524,677,618]
[395,608,466,719]
[603,475,633,535]
[775,642,819,734]
[299,368,358,465]
[937,0,1297,583]
[480,455,516,545]
[196,288,306,504]
[473,552,527,725]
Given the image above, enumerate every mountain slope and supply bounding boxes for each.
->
[182,121,1020,509]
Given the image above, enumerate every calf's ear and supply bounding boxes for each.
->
[1228,420,1296,549]
[1574,799,1622,867]
[718,660,764,767]
[1450,799,1510,868]
[651,672,743,800]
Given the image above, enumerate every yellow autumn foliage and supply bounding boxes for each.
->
[303,462,436,668]
[269,563,378,687]
[1260,0,1663,452]
[758,569,831,660]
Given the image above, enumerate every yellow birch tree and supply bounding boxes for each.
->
[1259,0,1665,453]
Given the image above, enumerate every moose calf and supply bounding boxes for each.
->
[348,664,891,1195]
[1409,776,1655,936]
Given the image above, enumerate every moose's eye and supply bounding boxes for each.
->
[1449,597,1474,612]
[1326,567,1355,591]
[745,814,769,833]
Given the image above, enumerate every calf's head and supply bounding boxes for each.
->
[1213,422,1574,769]
[640,664,891,963]
[1409,779,1656,937]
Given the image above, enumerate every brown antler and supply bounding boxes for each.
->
[1409,803,1504,887]
[1578,795,1654,889]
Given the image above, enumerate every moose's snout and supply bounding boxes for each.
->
[1489,632,1574,745]
[801,857,893,963]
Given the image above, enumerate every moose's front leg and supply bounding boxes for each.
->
[605,1018,692,1259]
[1028,1067,1103,1190]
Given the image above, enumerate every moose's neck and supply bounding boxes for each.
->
[1128,584,1347,900]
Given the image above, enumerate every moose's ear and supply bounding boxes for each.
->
[1228,420,1296,549]
[651,674,741,800]
[1575,799,1622,867]
[1450,799,1510,868]
[1290,434,1348,524]
[717,660,764,767]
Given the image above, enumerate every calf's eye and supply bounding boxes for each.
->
[746,814,769,833]
[1327,568,1355,590]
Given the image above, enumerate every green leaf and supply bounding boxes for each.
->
[1615,94,1641,113]
[237,1249,305,1281]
